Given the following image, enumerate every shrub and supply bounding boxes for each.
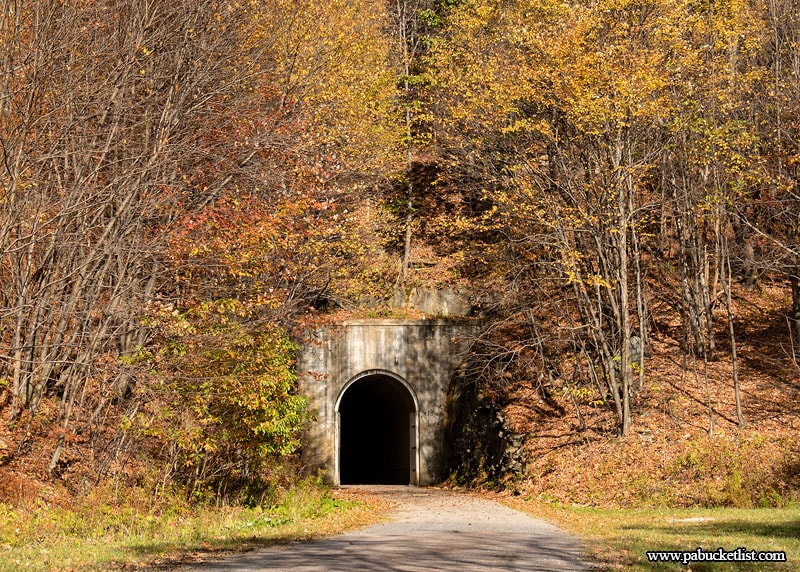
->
[142,300,308,504]
[670,433,799,508]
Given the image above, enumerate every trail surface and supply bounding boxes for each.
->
[184,486,587,571]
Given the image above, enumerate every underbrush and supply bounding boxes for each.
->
[519,430,800,509]
[666,434,800,508]
[0,474,375,571]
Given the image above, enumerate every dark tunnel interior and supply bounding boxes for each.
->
[338,375,416,485]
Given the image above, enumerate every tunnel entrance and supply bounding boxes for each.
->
[337,373,417,485]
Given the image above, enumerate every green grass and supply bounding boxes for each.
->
[0,483,383,571]
[511,499,800,571]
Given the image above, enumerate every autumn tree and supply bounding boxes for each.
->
[0,0,401,498]
[0,0,263,472]
[426,0,792,435]
[755,0,800,350]
[386,0,439,285]
[143,0,404,496]
[428,0,682,434]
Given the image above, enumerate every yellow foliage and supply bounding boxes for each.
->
[245,0,402,172]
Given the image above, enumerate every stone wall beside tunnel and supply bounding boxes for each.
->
[298,319,478,486]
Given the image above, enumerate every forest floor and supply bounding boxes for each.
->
[499,280,800,508]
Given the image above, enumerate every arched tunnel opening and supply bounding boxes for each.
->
[338,374,416,485]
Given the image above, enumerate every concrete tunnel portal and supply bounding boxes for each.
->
[337,373,418,485]
[299,319,479,486]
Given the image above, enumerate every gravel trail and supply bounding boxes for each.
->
[184,486,588,571]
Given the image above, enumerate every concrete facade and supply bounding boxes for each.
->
[298,319,478,486]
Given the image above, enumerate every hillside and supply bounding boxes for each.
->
[445,279,800,508]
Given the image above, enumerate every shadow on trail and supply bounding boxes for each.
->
[193,531,584,571]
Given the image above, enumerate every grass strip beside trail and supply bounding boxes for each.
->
[0,488,389,571]
[506,497,800,571]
